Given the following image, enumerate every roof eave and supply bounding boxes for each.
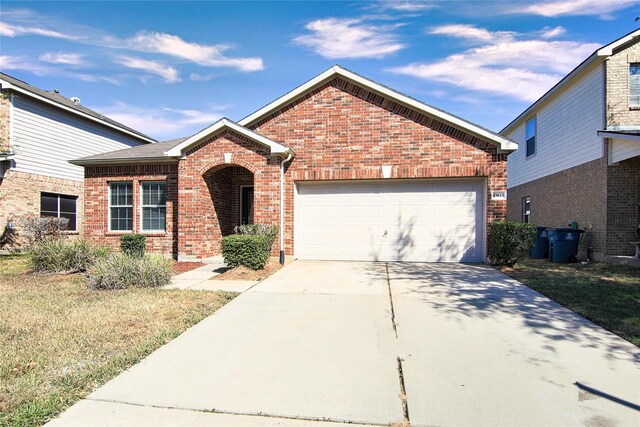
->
[0,79,156,144]
[69,157,180,167]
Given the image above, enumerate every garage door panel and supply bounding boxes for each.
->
[296,180,484,262]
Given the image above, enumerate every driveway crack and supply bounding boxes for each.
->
[386,262,398,338]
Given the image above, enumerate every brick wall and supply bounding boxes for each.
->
[0,170,83,249]
[84,163,178,256]
[0,92,9,153]
[506,158,608,260]
[606,40,640,127]
[252,78,508,256]
[606,156,640,255]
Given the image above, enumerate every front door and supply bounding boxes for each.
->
[241,186,254,225]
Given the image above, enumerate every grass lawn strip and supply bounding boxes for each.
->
[499,258,640,346]
[0,255,237,427]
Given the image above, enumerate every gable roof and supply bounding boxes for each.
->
[163,118,291,157]
[501,29,640,135]
[0,72,156,144]
[70,137,186,166]
[238,65,517,152]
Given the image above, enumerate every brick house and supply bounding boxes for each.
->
[502,30,640,262]
[73,66,516,263]
[0,73,155,249]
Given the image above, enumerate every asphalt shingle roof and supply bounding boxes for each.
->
[70,137,187,165]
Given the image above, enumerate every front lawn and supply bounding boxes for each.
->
[499,258,640,346]
[0,255,237,427]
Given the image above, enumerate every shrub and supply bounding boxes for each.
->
[234,224,279,242]
[21,216,69,246]
[120,234,146,257]
[221,234,271,270]
[488,221,536,266]
[89,253,173,290]
[29,239,110,273]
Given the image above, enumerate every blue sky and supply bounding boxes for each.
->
[1,1,639,141]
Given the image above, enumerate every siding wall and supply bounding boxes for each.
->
[11,95,143,182]
[609,137,640,164]
[506,63,605,188]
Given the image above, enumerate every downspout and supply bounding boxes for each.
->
[279,151,293,264]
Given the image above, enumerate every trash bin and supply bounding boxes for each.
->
[529,226,549,258]
[548,227,585,263]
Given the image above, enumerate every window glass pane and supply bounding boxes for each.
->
[41,211,58,218]
[60,213,76,231]
[142,207,166,231]
[59,195,77,214]
[526,137,536,157]
[110,207,132,231]
[41,193,58,213]
[142,182,166,206]
[110,183,132,206]
[525,117,536,139]
[631,64,640,106]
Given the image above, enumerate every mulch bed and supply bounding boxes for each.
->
[213,259,283,281]
[173,261,206,274]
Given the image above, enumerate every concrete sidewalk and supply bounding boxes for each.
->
[46,261,640,427]
[164,261,258,292]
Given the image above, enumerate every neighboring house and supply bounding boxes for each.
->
[502,30,640,262]
[0,73,155,249]
[72,66,516,263]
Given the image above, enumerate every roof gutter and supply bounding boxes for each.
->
[0,79,156,144]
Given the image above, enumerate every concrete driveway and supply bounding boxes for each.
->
[48,261,640,427]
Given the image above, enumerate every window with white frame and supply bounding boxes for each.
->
[630,63,640,107]
[141,181,166,232]
[525,117,536,157]
[109,182,133,231]
[522,197,531,224]
[41,192,77,231]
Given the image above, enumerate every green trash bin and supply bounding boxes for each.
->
[529,226,549,258]
[548,227,584,263]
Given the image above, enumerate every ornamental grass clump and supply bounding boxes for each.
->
[29,239,110,273]
[89,252,173,290]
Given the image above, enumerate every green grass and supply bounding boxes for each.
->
[499,258,640,346]
[0,255,237,427]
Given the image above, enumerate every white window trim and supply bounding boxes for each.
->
[629,63,640,108]
[108,181,133,233]
[140,181,167,233]
[522,197,531,224]
[525,116,537,159]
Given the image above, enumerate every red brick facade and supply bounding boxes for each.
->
[82,77,508,260]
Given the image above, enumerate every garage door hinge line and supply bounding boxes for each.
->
[386,263,398,338]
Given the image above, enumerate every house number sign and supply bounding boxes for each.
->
[491,190,507,200]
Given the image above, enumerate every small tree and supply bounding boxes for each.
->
[488,221,536,267]
[20,216,69,246]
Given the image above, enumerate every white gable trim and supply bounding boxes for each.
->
[164,118,290,157]
[0,78,156,144]
[238,66,517,152]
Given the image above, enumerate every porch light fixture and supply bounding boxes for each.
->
[223,153,232,164]
[381,165,392,179]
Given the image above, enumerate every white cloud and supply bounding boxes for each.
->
[114,56,180,83]
[539,26,566,39]
[379,1,437,12]
[94,102,226,139]
[39,52,89,66]
[126,32,264,72]
[389,26,600,102]
[516,0,639,17]
[428,24,516,43]
[0,21,77,39]
[0,55,120,84]
[293,17,405,59]
[189,73,217,82]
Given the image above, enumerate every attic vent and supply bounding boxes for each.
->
[70,97,81,105]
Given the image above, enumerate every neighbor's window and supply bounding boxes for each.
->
[141,181,166,232]
[525,116,536,157]
[41,192,77,231]
[630,63,640,107]
[109,182,133,231]
[522,197,531,224]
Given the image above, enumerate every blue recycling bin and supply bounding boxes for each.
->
[529,226,549,258]
[548,227,585,263]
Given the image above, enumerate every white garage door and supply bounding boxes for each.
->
[295,179,484,262]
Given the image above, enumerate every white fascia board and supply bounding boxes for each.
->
[597,29,640,56]
[164,118,290,157]
[0,79,156,144]
[598,130,640,142]
[239,65,518,151]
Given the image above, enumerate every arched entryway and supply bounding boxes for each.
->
[203,165,254,237]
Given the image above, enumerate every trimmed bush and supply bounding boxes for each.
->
[488,221,536,267]
[29,239,110,273]
[221,234,271,270]
[120,234,146,258]
[234,224,279,242]
[89,253,173,290]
